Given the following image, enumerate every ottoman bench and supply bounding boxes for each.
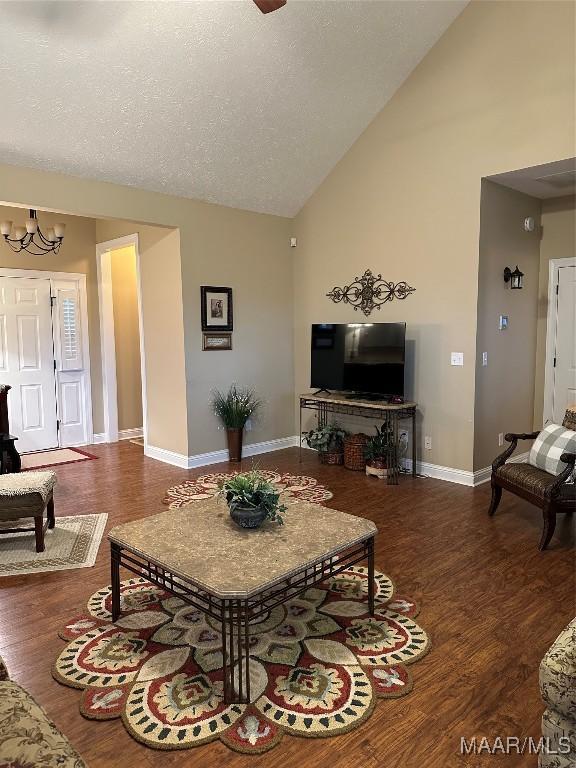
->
[0,470,57,552]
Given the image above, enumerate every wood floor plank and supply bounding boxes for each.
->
[0,442,574,767]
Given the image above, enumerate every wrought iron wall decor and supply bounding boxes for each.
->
[326,269,415,316]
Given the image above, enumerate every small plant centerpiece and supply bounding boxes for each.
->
[303,423,347,465]
[220,470,286,529]
[364,423,394,479]
[212,385,261,462]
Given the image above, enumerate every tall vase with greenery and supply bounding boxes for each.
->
[212,385,261,462]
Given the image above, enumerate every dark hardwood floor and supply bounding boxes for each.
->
[1,443,574,767]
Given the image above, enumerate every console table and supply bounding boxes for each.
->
[299,392,417,484]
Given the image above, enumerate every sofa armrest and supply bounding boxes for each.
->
[504,431,540,442]
[545,452,576,499]
[492,431,539,472]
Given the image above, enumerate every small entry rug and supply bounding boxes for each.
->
[163,471,332,509]
[22,447,97,471]
[53,566,429,754]
[0,514,108,577]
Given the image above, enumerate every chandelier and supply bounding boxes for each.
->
[0,209,66,255]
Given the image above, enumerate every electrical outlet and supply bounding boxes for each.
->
[245,419,252,431]
[424,436,432,450]
[482,351,488,366]
[498,432,504,446]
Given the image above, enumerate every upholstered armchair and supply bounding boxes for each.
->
[488,406,576,550]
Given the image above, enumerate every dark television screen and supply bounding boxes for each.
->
[311,323,406,396]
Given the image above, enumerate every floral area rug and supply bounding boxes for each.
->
[163,471,333,509]
[53,566,429,754]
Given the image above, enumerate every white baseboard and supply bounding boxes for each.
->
[144,435,300,470]
[471,451,529,487]
[402,458,475,486]
[144,443,190,469]
[402,451,530,487]
[119,427,143,441]
[93,428,143,444]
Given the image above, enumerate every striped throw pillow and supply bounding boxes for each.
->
[529,423,576,480]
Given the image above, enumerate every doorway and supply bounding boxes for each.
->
[96,235,146,446]
[0,269,93,452]
[544,259,576,424]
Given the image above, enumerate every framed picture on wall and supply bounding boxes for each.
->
[201,286,233,331]
[202,332,232,351]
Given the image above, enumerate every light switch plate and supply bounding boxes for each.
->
[482,352,488,366]
[499,315,509,330]
[451,352,464,366]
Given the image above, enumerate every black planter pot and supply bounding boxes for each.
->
[229,503,268,529]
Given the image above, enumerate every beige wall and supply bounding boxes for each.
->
[473,181,541,471]
[293,0,575,471]
[178,205,294,455]
[0,205,105,432]
[97,211,294,457]
[110,245,143,432]
[533,195,576,428]
[95,220,189,455]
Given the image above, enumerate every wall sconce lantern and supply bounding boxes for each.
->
[504,265,524,290]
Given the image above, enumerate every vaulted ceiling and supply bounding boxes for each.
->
[0,1,467,216]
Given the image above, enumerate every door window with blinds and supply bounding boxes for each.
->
[53,285,83,371]
[51,278,89,447]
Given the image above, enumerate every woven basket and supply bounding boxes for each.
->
[319,450,344,465]
[344,433,369,471]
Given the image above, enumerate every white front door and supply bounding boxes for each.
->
[552,265,576,424]
[0,277,59,452]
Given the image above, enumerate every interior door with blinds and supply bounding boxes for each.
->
[0,276,59,452]
[52,278,91,446]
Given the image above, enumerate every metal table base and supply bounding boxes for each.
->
[111,537,375,704]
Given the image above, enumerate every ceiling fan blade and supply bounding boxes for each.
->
[253,0,287,13]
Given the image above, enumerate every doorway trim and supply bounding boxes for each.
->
[543,256,576,425]
[0,267,93,446]
[95,234,147,446]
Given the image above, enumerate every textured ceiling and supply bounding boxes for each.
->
[0,0,467,216]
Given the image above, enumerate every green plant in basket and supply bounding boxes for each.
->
[302,423,346,453]
[364,422,394,464]
[220,470,286,526]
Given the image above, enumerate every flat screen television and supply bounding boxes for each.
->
[311,323,406,397]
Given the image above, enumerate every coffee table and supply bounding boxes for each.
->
[108,498,377,704]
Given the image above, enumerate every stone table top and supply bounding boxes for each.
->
[108,498,377,599]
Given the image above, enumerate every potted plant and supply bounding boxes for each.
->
[364,423,394,479]
[220,470,286,529]
[302,423,347,464]
[212,385,261,462]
